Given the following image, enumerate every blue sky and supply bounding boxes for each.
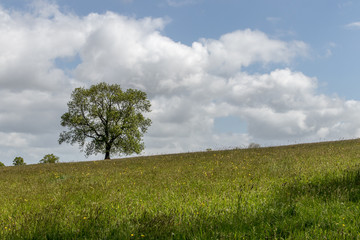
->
[1,0,360,165]
[35,0,360,98]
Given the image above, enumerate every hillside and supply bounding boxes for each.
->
[1,139,360,239]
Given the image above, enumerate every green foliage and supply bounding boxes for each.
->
[1,139,360,239]
[0,162,4,167]
[39,154,59,164]
[13,157,26,166]
[59,82,152,159]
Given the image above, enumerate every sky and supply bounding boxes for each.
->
[1,0,360,165]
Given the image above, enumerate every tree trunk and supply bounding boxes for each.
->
[104,144,111,160]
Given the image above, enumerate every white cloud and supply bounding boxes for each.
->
[0,132,33,147]
[0,90,66,133]
[321,42,336,58]
[346,22,360,29]
[201,29,308,75]
[1,2,360,165]
[166,0,202,7]
[266,17,281,23]
[0,4,85,91]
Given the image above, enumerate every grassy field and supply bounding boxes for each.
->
[1,139,360,239]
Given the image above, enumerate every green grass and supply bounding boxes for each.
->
[2,139,360,239]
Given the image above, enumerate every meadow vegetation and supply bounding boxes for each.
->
[1,139,360,239]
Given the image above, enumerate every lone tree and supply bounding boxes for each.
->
[13,157,26,166]
[59,82,151,160]
[39,154,59,164]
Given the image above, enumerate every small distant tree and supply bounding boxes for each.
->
[248,143,261,149]
[0,162,5,167]
[39,154,59,164]
[59,82,152,160]
[13,157,26,166]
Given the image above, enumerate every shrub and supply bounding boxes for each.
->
[0,162,5,167]
[13,156,26,166]
[39,154,60,164]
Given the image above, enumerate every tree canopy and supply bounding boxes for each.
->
[59,82,151,159]
[39,154,60,164]
[13,157,26,166]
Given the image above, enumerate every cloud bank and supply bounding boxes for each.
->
[1,2,360,165]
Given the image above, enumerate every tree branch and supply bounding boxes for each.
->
[80,105,103,139]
